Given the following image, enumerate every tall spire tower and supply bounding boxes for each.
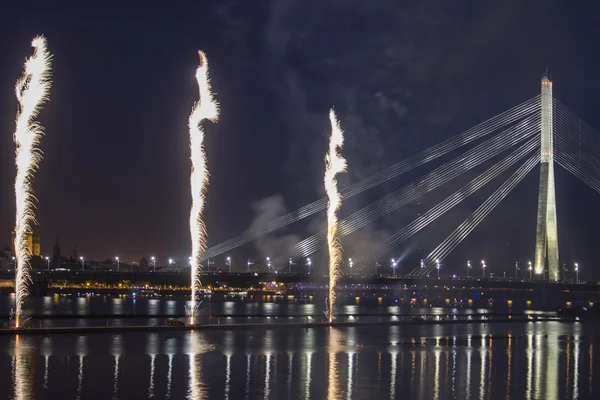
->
[534,73,559,280]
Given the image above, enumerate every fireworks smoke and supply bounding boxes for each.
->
[13,36,52,328]
[324,109,347,323]
[188,51,219,322]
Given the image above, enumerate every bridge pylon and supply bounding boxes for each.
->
[534,73,559,281]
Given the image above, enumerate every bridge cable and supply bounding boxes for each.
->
[415,152,540,277]
[196,97,541,263]
[286,115,541,261]
[350,135,540,274]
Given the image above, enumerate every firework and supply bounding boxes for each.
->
[13,36,52,328]
[324,109,347,322]
[188,51,219,322]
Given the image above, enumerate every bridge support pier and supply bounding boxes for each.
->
[534,74,559,281]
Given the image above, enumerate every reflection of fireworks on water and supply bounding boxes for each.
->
[324,109,347,323]
[188,50,219,323]
[13,36,52,328]
[13,335,32,400]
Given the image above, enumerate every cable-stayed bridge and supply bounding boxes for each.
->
[165,75,598,281]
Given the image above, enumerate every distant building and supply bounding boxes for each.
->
[0,250,15,269]
[140,257,149,268]
[11,226,41,257]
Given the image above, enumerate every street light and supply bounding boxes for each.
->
[481,260,486,278]
[420,259,424,270]
[168,257,173,267]
[436,259,441,279]
[266,257,271,272]
[575,262,579,284]
[247,259,253,271]
[349,258,353,269]
[467,260,471,278]
[391,258,397,276]
[307,258,312,274]
[115,256,119,271]
[515,261,519,279]
[45,256,50,271]
[528,261,532,280]
[80,256,84,271]
[151,256,156,272]
[226,256,232,273]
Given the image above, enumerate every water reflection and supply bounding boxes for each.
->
[2,323,599,399]
[390,347,398,399]
[304,351,313,400]
[245,354,251,400]
[223,331,234,400]
[466,336,472,400]
[112,355,119,400]
[166,354,173,399]
[147,333,158,398]
[327,327,342,400]
[13,335,33,400]
[187,331,212,400]
[573,335,579,399]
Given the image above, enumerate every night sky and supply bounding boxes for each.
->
[1,1,600,277]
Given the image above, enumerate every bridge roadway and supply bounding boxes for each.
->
[0,270,598,307]
[0,269,597,289]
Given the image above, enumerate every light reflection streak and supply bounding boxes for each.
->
[433,349,440,400]
[148,354,156,398]
[479,338,486,400]
[377,351,382,387]
[390,349,398,400]
[287,352,294,394]
[573,335,579,399]
[148,333,158,399]
[113,355,120,400]
[304,352,313,400]
[166,354,173,399]
[419,349,427,399]
[451,348,457,398]
[76,355,84,400]
[43,355,49,389]
[13,335,32,400]
[347,352,354,400]
[466,341,472,400]
[506,334,512,399]
[545,334,558,400]
[264,354,272,400]
[224,354,232,400]
[589,342,593,397]
[444,349,449,395]
[534,335,542,398]
[327,328,342,400]
[264,330,274,400]
[565,337,571,398]
[188,331,212,400]
[223,331,234,400]
[487,337,493,399]
[410,351,416,398]
[245,354,251,400]
[526,334,533,400]
[75,336,86,400]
